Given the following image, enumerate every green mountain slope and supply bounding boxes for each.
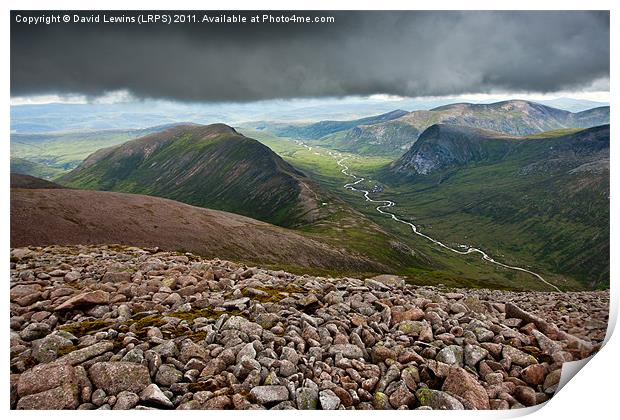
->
[58,124,321,227]
[381,124,609,288]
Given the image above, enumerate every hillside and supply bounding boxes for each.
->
[381,125,609,288]
[10,245,608,410]
[10,157,64,180]
[10,188,381,273]
[317,101,610,156]
[58,124,322,227]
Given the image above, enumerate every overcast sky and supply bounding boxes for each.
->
[11,11,609,103]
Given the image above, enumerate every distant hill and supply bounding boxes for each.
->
[382,124,609,288]
[317,100,610,156]
[11,187,380,272]
[258,109,409,140]
[11,124,182,172]
[58,123,323,227]
[537,97,609,113]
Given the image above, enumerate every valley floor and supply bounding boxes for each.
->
[244,129,587,291]
[10,245,608,410]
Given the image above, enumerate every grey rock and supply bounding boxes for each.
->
[56,341,114,366]
[237,342,257,363]
[102,271,132,283]
[250,385,289,404]
[319,389,341,410]
[415,388,464,410]
[436,345,463,366]
[155,364,183,387]
[328,344,364,359]
[296,387,319,409]
[464,344,489,367]
[140,384,174,408]
[279,359,297,377]
[20,322,51,341]
[151,340,179,358]
[89,362,151,395]
[114,391,139,410]
[502,345,537,367]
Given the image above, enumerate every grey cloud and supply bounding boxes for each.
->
[10,11,609,101]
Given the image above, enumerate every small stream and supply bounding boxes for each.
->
[295,140,562,292]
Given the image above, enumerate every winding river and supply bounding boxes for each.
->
[296,141,562,293]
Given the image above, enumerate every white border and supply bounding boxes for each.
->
[2,1,616,419]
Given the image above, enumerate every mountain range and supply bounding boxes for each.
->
[268,100,609,157]
[10,100,610,290]
[258,109,409,140]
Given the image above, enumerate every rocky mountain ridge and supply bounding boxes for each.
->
[318,101,610,156]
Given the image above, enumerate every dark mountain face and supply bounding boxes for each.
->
[318,101,610,156]
[58,124,321,227]
[390,124,609,176]
[390,125,514,175]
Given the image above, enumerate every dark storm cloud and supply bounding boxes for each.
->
[10,11,610,101]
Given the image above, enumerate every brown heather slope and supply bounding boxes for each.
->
[10,188,383,273]
[10,173,64,189]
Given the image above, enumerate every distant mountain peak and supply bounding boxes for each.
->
[161,122,239,138]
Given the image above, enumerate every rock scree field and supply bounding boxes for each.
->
[10,245,608,410]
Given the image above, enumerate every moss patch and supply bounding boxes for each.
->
[168,307,242,322]
[56,344,79,356]
[241,284,308,303]
[124,314,166,338]
[59,319,115,337]
[188,381,218,393]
